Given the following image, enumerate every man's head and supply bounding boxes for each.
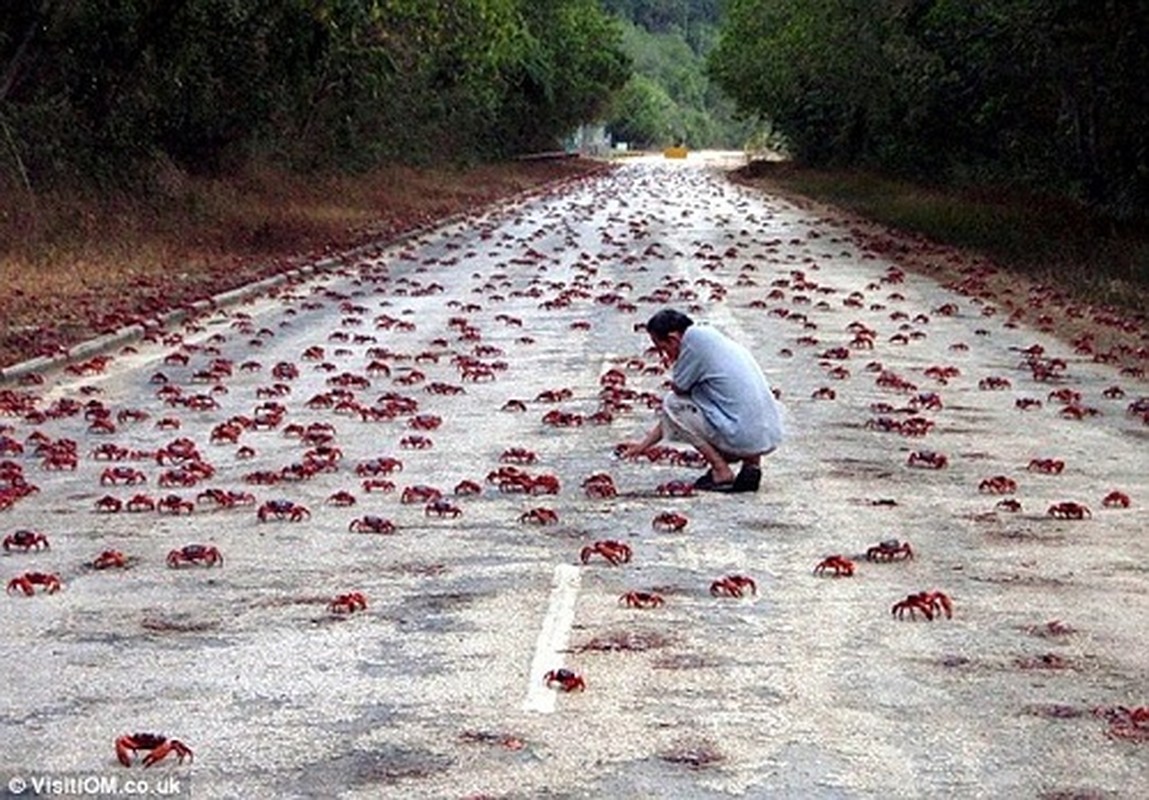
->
[646,309,693,362]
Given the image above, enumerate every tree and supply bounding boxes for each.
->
[493,0,631,154]
[709,0,1149,216]
[0,0,633,186]
[607,75,677,147]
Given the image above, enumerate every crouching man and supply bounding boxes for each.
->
[617,309,783,493]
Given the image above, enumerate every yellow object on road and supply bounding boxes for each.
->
[663,146,688,159]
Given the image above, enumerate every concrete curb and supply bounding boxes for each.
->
[0,169,598,387]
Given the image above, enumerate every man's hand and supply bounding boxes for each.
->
[615,442,649,461]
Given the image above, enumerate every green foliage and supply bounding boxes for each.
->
[603,7,753,149]
[0,0,631,187]
[607,75,678,146]
[709,0,1149,218]
[601,0,721,41]
[494,0,631,154]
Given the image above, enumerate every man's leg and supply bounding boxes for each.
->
[659,393,737,486]
[694,440,736,485]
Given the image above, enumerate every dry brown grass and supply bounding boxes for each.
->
[0,158,609,369]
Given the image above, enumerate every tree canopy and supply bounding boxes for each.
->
[602,0,751,149]
[0,0,630,187]
[708,0,1149,217]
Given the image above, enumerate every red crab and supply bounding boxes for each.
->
[1027,458,1065,475]
[978,475,1018,494]
[527,474,561,495]
[348,516,395,534]
[399,434,433,450]
[3,530,49,552]
[356,457,404,476]
[95,495,124,513]
[100,467,148,486]
[710,574,757,597]
[520,508,559,525]
[656,480,695,497]
[651,512,689,532]
[115,733,193,767]
[866,539,913,561]
[543,668,586,693]
[619,591,665,608]
[580,540,632,565]
[1059,403,1100,420]
[1102,491,1131,509]
[600,368,627,387]
[1049,388,1083,405]
[41,450,78,470]
[500,447,538,465]
[156,495,194,515]
[460,365,494,382]
[535,388,573,403]
[90,443,128,461]
[257,500,310,522]
[125,494,156,513]
[425,499,463,518]
[166,544,222,568]
[329,592,368,614]
[907,451,948,469]
[210,423,242,444]
[995,498,1023,512]
[978,376,1011,390]
[541,409,584,427]
[814,555,855,577]
[196,489,255,509]
[92,549,128,570]
[1097,706,1149,741]
[7,571,62,595]
[1047,502,1091,519]
[583,476,617,499]
[362,479,396,493]
[327,491,357,506]
[401,485,442,504]
[453,480,482,496]
[892,590,953,620]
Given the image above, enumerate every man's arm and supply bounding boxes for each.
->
[617,420,663,460]
[670,330,705,395]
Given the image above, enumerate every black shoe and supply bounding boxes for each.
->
[693,470,717,490]
[694,470,737,493]
[732,465,761,493]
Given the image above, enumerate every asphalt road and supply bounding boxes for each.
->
[1,154,1147,800]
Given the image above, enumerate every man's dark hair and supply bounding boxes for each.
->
[646,309,694,340]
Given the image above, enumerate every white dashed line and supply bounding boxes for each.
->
[522,563,581,713]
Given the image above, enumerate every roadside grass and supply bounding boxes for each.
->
[733,162,1149,319]
[0,158,607,369]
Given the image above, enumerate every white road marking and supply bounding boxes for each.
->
[522,563,581,713]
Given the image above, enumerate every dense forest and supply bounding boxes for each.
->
[601,0,750,149]
[0,0,629,188]
[6,0,1149,223]
[709,0,1149,219]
